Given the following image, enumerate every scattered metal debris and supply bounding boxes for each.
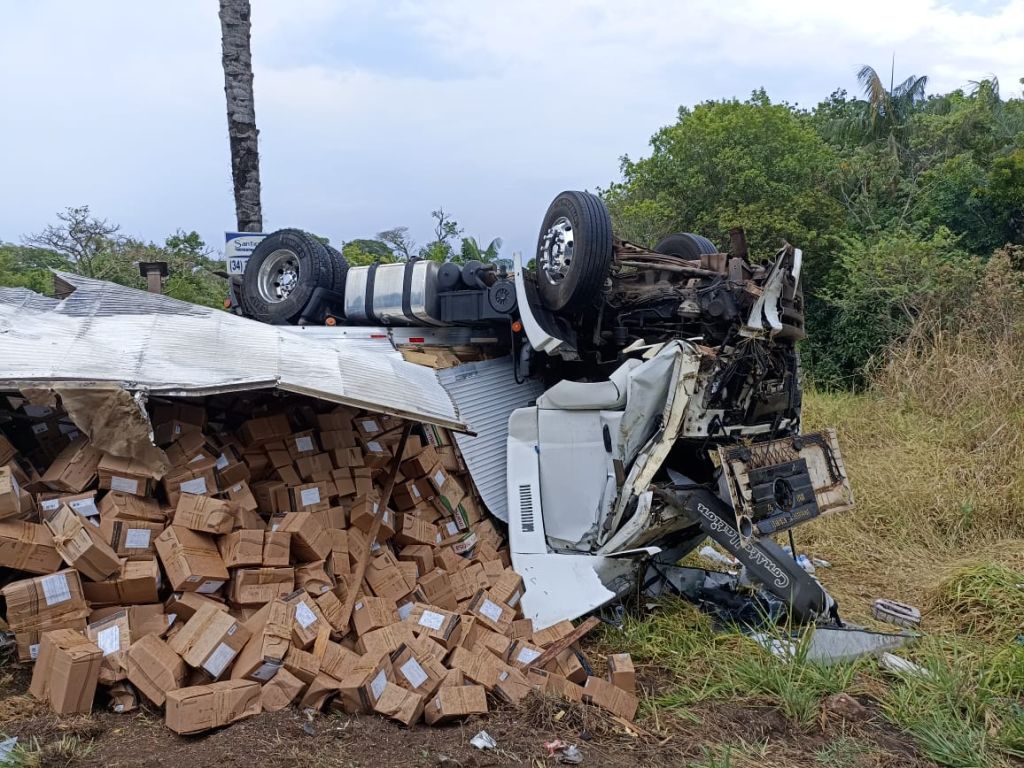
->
[470,731,497,750]
[873,599,922,628]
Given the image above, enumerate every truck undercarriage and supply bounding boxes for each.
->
[228,190,854,628]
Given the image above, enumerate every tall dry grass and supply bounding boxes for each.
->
[799,246,1024,627]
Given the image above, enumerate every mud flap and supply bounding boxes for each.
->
[658,486,836,623]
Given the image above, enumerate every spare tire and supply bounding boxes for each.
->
[240,229,335,324]
[322,243,349,295]
[654,232,718,258]
[535,190,613,314]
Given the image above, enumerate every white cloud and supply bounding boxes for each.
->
[0,0,1021,258]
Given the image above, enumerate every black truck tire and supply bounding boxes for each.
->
[535,190,614,314]
[240,229,335,324]
[654,233,718,258]
[323,243,349,294]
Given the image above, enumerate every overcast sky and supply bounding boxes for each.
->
[1,0,1022,260]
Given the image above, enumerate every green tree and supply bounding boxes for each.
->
[459,236,502,262]
[603,90,845,279]
[418,208,463,262]
[376,227,416,261]
[23,205,121,278]
[342,239,398,266]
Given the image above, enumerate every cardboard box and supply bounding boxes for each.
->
[1,569,89,629]
[97,453,158,497]
[273,512,330,562]
[0,520,62,573]
[295,559,333,596]
[97,491,164,523]
[214,446,250,487]
[404,604,462,650]
[283,646,320,684]
[423,684,488,724]
[395,514,440,547]
[373,681,424,726]
[165,679,261,734]
[0,465,21,519]
[29,628,102,714]
[163,431,208,467]
[43,504,121,581]
[353,415,384,439]
[155,525,229,594]
[416,568,457,611]
[238,413,291,447]
[321,429,358,451]
[554,647,587,685]
[173,493,237,535]
[360,438,392,470]
[318,639,361,681]
[164,591,225,624]
[0,432,16,465]
[391,479,425,511]
[225,480,259,513]
[494,665,533,704]
[163,464,218,506]
[40,438,102,493]
[231,599,293,682]
[168,603,252,680]
[390,643,445,698]
[511,618,534,640]
[356,624,416,659]
[450,562,488,602]
[92,603,168,640]
[337,653,393,714]
[607,653,636,694]
[582,675,638,721]
[228,567,295,605]
[399,446,438,479]
[366,550,414,600]
[313,504,346,531]
[38,491,99,520]
[218,529,264,568]
[489,569,525,610]
[82,559,161,605]
[99,517,163,561]
[295,452,332,482]
[283,589,328,649]
[532,619,575,648]
[447,645,502,689]
[263,531,291,567]
[352,596,398,637]
[398,544,433,579]
[86,609,131,684]
[467,590,515,635]
[349,496,396,540]
[508,640,544,669]
[426,464,466,515]
[526,668,584,702]
[260,666,304,712]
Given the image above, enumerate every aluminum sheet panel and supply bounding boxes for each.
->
[0,273,464,430]
[438,357,544,521]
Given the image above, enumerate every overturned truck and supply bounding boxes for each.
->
[228,191,855,628]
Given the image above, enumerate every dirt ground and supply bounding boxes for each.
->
[0,658,936,768]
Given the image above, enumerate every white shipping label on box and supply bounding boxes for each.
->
[189,453,207,465]
[69,497,98,517]
[124,528,152,549]
[498,670,509,681]
[179,477,208,495]
[400,658,428,689]
[215,453,230,470]
[360,420,380,434]
[202,642,237,678]
[197,579,225,594]
[397,602,413,621]
[370,669,387,701]
[29,643,40,659]
[96,625,121,656]
[251,660,282,681]
[445,521,458,536]
[478,599,504,623]
[366,440,383,453]
[508,589,522,607]
[40,573,71,606]
[299,487,321,507]
[295,436,314,453]
[516,647,541,665]
[433,470,446,488]
[31,423,49,435]
[110,476,139,494]
[294,601,317,629]
[411,484,421,499]
[418,610,445,630]
[40,498,60,512]
[24,405,52,418]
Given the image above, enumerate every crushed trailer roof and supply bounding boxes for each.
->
[0,272,466,431]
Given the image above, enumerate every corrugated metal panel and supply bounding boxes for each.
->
[0,273,465,430]
[438,357,544,521]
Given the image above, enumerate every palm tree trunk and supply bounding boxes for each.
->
[219,0,262,232]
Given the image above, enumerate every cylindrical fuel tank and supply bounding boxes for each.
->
[344,261,443,325]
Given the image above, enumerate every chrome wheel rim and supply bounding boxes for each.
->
[540,216,574,285]
[256,249,300,302]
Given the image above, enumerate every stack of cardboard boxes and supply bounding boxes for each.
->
[0,393,637,733]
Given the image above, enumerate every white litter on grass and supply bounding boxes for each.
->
[470,730,497,750]
[880,653,934,679]
[698,546,737,567]
[0,737,17,765]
